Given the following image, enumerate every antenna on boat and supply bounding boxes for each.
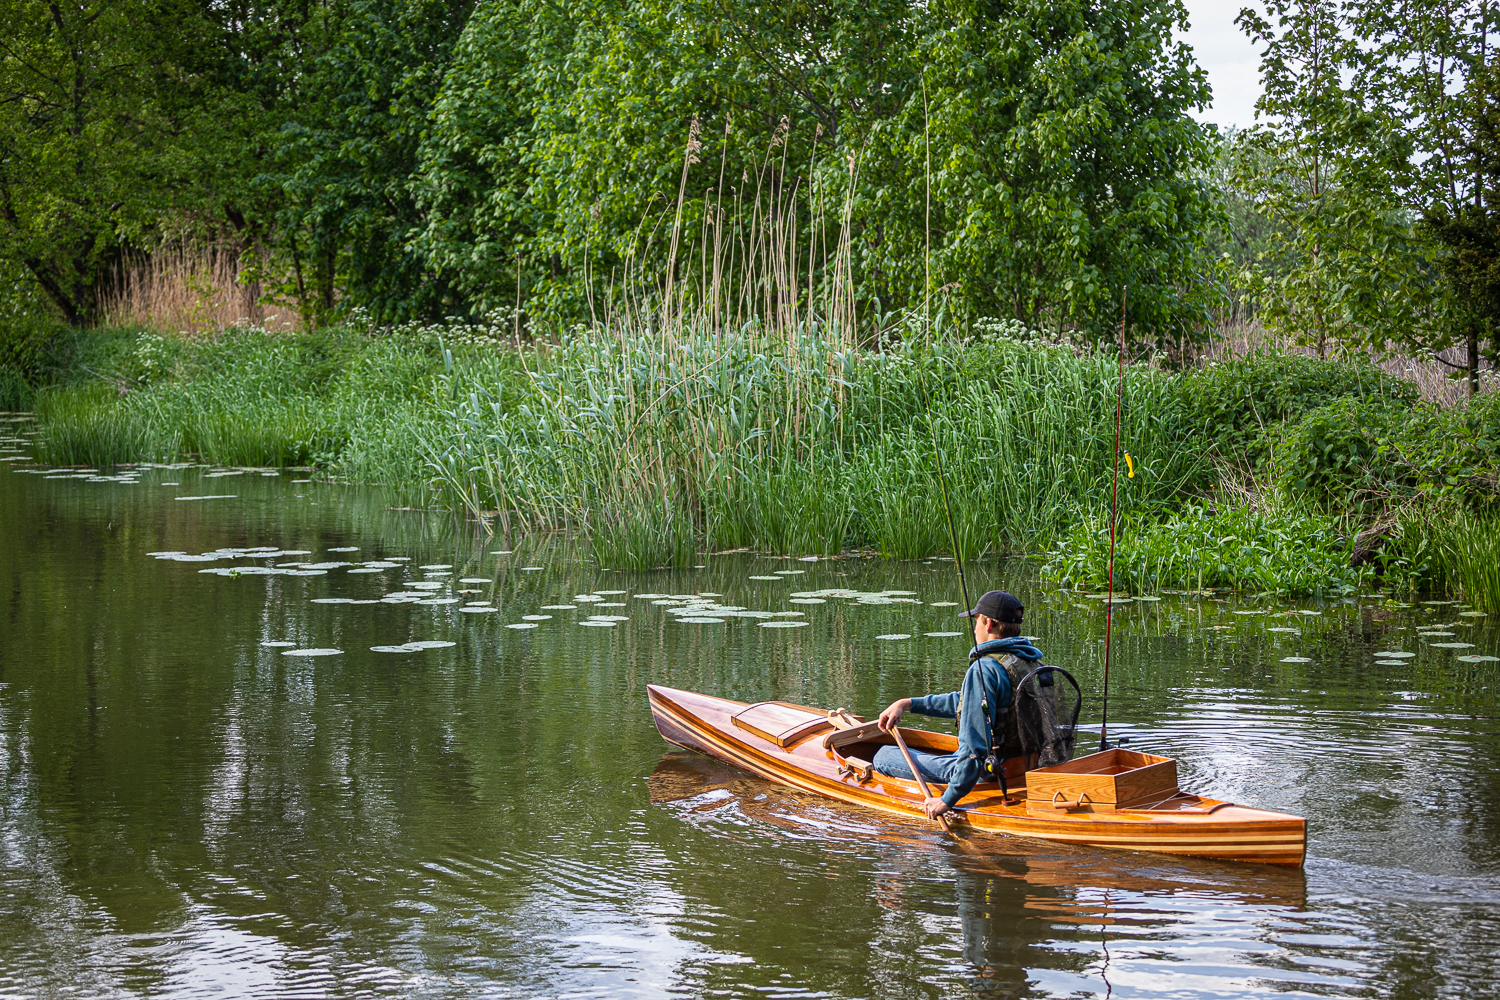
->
[1100,287,1127,753]
[918,78,971,614]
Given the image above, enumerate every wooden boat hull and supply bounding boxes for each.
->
[648,684,1307,867]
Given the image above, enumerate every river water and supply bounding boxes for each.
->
[2,451,1499,999]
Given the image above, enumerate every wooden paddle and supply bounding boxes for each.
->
[890,725,952,832]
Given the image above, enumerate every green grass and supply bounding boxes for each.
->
[19,319,1493,592]
[33,384,153,467]
[1407,509,1500,612]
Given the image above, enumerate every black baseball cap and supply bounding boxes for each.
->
[959,590,1024,623]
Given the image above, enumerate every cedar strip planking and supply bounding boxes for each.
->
[648,684,1307,867]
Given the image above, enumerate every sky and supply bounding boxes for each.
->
[1176,1,1265,131]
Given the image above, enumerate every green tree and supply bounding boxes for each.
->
[1237,0,1500,387]
[419,0,1217,345]
[860,0,1216,345]
[0,0,221,324]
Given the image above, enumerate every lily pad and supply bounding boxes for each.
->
[1375,651,1415,658]
[925,631,964,637]
[282,648,342,656]
[594,590,629,595]
[588,615,629,621]
[929,601,960,607]
[773,570,805,575]
[1430,642,1476,649]
[347,568,384,574]
[747,575,781,581]
[1419,631,1456,638]
[1280,657,1313,663]
[370,645,418,653]
[458,577,490,584]
[579,620,617,627]
[677,617,725,624]
[788,598,826,604]
[260,641,296,647]
[328,547,360,553]
[541,605,577,610]
[417,598,461,605]
[1456,655,1500,663]
[505,622,538,630]
[406,640,456,649]
[521,614,553,621]
[875,633,912,640]
[761,621,808,628]
[1459,611,1488,617]
[459,606,498,613]
[1267,627,1301,633]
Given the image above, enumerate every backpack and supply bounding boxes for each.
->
[975,652,1082,794]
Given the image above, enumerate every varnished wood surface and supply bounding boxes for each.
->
[647,684,1307,866]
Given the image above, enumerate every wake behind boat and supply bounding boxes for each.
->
[647,684,1307,866]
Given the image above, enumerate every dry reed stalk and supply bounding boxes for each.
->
[99,244,300,335]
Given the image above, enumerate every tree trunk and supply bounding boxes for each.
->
[1469,325,1480,396]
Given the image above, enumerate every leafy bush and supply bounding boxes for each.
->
[1183,351,1416,472]
[1275,393,1500,513]
[0,315,66,407]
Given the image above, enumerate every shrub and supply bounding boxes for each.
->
[1184,351,1417,472]
[1275,393,1500,513]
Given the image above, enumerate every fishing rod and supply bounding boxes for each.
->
[918,80,971,614]
[1100,287,1127,753]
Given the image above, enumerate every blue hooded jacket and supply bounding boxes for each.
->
[907,636,1044,806]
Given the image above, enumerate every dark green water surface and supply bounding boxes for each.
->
[3,457,1500,999]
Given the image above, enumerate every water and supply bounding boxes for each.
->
[2,457,1499,998]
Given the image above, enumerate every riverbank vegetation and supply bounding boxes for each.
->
[18,317,1500,607]
[3,0,1499,606]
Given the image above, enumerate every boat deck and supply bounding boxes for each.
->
[648,684,1307,866]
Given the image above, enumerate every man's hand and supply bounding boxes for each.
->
[923,797,951,820]
[877,698,911,733]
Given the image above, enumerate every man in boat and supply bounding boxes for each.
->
[874,589,1042,820]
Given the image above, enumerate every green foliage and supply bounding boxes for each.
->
[1233,1,1499,372]
[1183,351,1417,472]
[25,321,1494,597]
[0,0,236,325]
[587,493,700,570]
[1388,507,1500,612]
[411,0,1218,340]
[33,385,153,467]
[1043,503,1370,596]
[1274,392,1500,513]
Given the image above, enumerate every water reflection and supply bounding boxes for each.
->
[2,462,1499,998]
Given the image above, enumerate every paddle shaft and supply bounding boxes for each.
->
[891,726,952,831]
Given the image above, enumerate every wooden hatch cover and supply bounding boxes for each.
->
[730,701,833,748]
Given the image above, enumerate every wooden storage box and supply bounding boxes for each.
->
[1026,748,1178,813]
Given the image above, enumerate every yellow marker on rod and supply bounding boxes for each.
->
[1124,451,1135,479]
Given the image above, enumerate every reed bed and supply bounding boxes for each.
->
[99,244,301,335]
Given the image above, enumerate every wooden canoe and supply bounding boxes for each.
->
[647,684,1307,867]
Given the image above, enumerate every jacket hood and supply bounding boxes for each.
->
[970,636,1043,662]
